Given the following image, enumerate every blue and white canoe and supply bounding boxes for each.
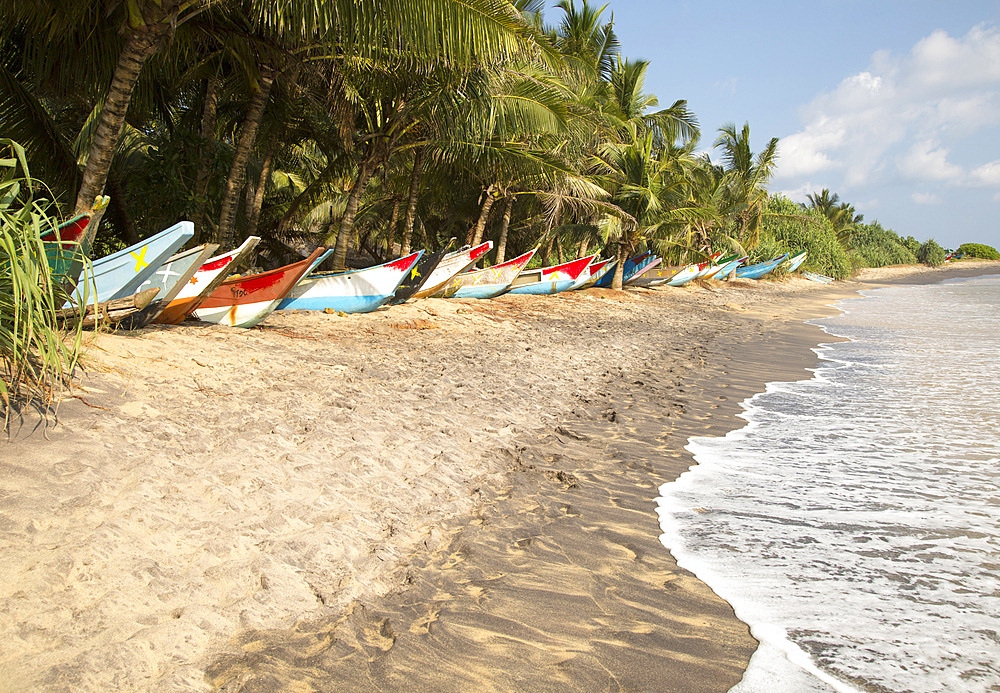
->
[804,270,834,283]
[732,253,790,280]
[594,251,652,288]
[573,258,613,290]
[278,250,423,313]
[663,262,701,286]
[715,255,748,280]
[783,249,808,273]
[435,248,537,299]
[71,220,194,305]
[506,254,593,295]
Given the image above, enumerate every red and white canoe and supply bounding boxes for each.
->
[412,241,493,299]
[155,236,261,324]
[506,254,594,295]
[193,247,327,328]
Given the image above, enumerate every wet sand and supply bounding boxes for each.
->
[2,260,996,691]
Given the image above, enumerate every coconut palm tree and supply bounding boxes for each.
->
[715,121,779,248]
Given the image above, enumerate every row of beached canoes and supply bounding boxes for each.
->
[42,207,815,330]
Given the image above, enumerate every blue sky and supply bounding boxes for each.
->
[546,1,1000,250]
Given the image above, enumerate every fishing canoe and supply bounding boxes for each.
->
[700,253,739,280]
[435,248,537,299]
[565,256,603,290]
[716,255,748,280]
[69,220,194,306]
[278,250,423,313]
[733,253,790,280]
[412,241,493,299]
[594,251,652,288]
[388,241,453,305]
[783,250,808,273]
[506,254,593,295]
[194,247,327,328]
[664,263,701,286]
[691,251,724,279]
[623,255,662,286]
[804,270,834,283]
[154,236,261,324]
[117,244,218,329]
[572,258,613,290]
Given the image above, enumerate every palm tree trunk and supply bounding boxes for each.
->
[193,73,220,242]
[401,147,424,254]
[578,237,589,257]
[218,69,275,250]
[246,142,275,240]
[329,149,381,269]
[74,26,166,225]
[387,197,401,255]
[469,183,497,246]
[611,241,627,289]
[495,193,514,264]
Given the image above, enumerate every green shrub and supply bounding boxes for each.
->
[849,221,917,268]
[0,139,84,423]
[957,242,1000,260]
[759,196,853,278]
[917,238,946,267]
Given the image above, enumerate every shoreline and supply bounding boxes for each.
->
[3,260,997,690]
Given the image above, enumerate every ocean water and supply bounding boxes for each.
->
[656,274,1000,692]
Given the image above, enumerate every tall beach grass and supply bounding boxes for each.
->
[0,139,84,427]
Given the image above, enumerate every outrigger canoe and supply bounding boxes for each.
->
[278,250,423,314]
[700,252,738,280]
[388,242,453,305]
[194,247,328,328]
[783,250,808,273]
[733,253,790,280]
[716,255,748,280]
[118,244,219,329]
[154,236,261,324]
[435,248,537,299]
[804,270,834,283]
[69,220,194,305]
[506,254,594,295]
[623,255,662,286]
[412,241,493,299]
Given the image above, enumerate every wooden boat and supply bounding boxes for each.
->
[700,253,739,280]
[733,253,790,280]
[691,251,724,279]
[506,254,593,295]
[412,241,493,299]
[783,249,808,273]
[573,258,613,290]
[435,248,537,299]
[623,255,662,286]
[116,244,218,330]
[69,220,194,306]
[58,287,159,330]
[278,250,423,313]
[594,251,652,288]
[716,255,748,280]
[664,263,701,286]
[194,247,327,328]
[154,236,261,324]
[388,241,453,305]
[804,270,834,283]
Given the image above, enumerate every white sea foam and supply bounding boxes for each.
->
[658,275,1000,692]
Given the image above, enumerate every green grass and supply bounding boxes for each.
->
[0,139,84,426]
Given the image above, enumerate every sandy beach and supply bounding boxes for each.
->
[2,260,996,691]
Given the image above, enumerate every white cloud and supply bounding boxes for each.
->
[774,23,1000,194]
[969,160,1000,187]
[897,140,965,182]
[912,192,941,205]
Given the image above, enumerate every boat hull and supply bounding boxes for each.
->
[69,221,194,305]
[388,245,451,305]
[154,236,261,324]
[435,248,537,299]
[733,254,789,279]
[195,247,325,328]
[506,254,593,295]
[784,250,808,273]
[118,244,218,329]
[413,241,493,299]
[278,251,422,313]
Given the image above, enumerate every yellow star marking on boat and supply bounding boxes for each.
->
[410,265,421,280]
[131,246,149,273]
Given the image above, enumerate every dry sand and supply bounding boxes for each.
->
[2,260,997,691]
